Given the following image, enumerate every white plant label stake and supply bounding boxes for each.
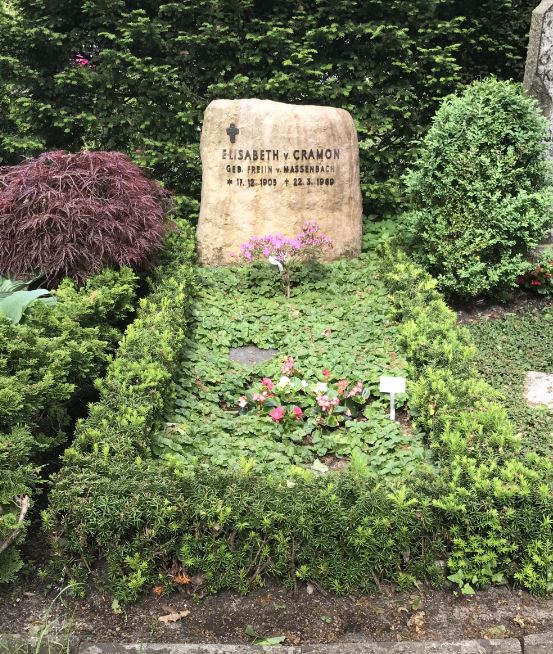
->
[268,255,284,273]
[379,376,406,421]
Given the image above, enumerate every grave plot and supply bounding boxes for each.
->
[155,255,425,476]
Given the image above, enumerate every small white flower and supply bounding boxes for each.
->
[277,376,290,388]
[312,382,328,394]
[301,379,309,389]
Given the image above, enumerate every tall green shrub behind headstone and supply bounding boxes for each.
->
[0,0,532,218]
[404,78,553,299]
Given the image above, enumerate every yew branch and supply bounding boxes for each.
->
[0,495,30,556]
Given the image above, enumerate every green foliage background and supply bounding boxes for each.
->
[0,0,536,216]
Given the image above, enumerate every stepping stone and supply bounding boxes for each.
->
[525,371,553,408]
[229,345,277,366]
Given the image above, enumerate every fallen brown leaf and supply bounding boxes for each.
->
[158,610,190,624]
[407,611,426,636]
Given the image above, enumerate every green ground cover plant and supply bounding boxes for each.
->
[44,230,553,601]
[156,254,422,476]
[469,308,553,458]
[0,0,536,216]
[404,78,553,298]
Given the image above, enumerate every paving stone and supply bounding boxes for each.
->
[525,371,553,408]
[79,646,299,654]
[524,631,553,653]
[77,641,522,654]
[302,640,521,653]
[229,345,277,365]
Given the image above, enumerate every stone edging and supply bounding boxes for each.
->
[5,634,553,654]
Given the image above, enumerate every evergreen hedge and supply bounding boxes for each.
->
[0,0,536,216]
[0,266,138,583]
[44,238,553,601]
[404,78,553,298]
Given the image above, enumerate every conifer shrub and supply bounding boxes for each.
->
[0,265,138,583]
[0,151,171,284]
[404,78,553,298]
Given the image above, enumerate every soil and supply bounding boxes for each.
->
[454,288,553,324]
[2,528,553,645]
[3,570,553,645]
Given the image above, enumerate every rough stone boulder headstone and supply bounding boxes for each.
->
[524,0,553,159]
[196,99,362,265]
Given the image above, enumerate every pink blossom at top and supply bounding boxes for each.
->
[317,395,340,412]
[261,377,274,391]
[75,53,91,66]
[348,381,363,398]
[293,405,303,419]
[281,356,296,375]
[337,379,349,395]
[238,221,332,267]
[269,406,285,422]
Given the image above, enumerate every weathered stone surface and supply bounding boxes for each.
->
[525,631,553,653]
[229,345,277,366]
[525,370,553,408]
[196,99,362,266]
[79,646,300,654]
[303,642,520,654]
[75,641,522,654]
[524,0,553,158]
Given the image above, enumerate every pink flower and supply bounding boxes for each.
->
[269,406,285,422]
[293,405,303,419]
[75,54,91,66]
[322,369,331,379]
[252,392,267,403]
[348,381,363,398]
[281,356,295,375]
[238,396,248,408]
[317,395,333,411]
[261,377,274,391]
[337,379,349,395]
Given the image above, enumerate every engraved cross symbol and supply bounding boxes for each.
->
[226,122,239,143]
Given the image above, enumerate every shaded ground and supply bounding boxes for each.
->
[2,572,553,645]
[454,288,553,324]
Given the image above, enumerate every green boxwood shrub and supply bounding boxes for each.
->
[44,234,553,601]
[404,78,553,298]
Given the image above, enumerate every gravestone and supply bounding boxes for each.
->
[196,99,362,265]
[524,0,553,158]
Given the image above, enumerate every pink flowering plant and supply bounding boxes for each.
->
[517,249,553,296]
[238,356,371,432]
[237,221,332,298]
